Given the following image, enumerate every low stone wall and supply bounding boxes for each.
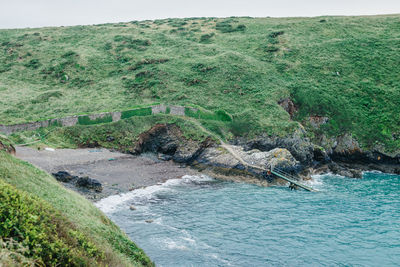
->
[0,104,197,135]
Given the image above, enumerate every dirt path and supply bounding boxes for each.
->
[16,146,198,200]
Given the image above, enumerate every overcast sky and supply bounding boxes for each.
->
[1,0,400,29]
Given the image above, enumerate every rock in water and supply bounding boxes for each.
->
[129,205,136,210]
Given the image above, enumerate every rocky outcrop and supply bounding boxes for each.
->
[193,145,301,184]
[236,131,315,166]
[52,171,103,192]
[314,133,400,173]
[134,123,213,163]
[0,135,15,155]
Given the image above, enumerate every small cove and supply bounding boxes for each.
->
[97,172,400,266]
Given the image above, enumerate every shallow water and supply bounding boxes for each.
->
[97,172,400,266]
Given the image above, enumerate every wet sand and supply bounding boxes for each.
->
[16,146,199,200]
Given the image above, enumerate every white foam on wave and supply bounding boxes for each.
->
[163,238,189,250]
[312,172,346,180]
[96,174,213,213]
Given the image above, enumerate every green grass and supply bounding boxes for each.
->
[0,15,399,151]
[0,151,153,266]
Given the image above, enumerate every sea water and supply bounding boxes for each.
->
[96,172,400,266]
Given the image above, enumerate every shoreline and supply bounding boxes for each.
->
[16,144,399,202]
[16,146,200,201]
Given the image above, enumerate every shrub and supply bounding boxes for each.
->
[113,35,151,50]
[129,58,169,71]
[78,114,113,125]
[236,24,246,31]
[269,31,284,38]
[216,21,234,33]
[216,21,246,33]
[192,63,215,73]
[168,20,187,27]
[31,91,63,104]
[215,110,232,122]
[184,108,232,121]
[61,51,79,59]
[229,118,253,136]
[0,180,104,266]
[200,33,215,43]
[121,108,152,119]
[24,59,41,69]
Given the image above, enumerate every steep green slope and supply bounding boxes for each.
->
[0,15,399,151]
[0,151,153,266]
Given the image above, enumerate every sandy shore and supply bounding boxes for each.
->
[16,146,199,200]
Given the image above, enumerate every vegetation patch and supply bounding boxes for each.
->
[216,21,246,33]
[24,59,41,69]
[114,35,151,51]
[78,114,113,125]
[129,58,169,71]
[185,108,232,122]
[121,107,152,119]
[0,151,153,266]
[200,33,215,43]
[0,179,104,266]
[31,90,63,104]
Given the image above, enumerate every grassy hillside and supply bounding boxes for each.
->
[0,151,153,266]
[0,15,399,151]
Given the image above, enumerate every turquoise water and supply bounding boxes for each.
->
[97,172,400,266]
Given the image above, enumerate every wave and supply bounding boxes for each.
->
[95,174,214,213]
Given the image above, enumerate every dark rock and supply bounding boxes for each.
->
[309,116,329,129]
[278,98,298,119]
[134,123,180,155]
[158,153,172,161]
[52,171,77,182]
[328,162,362,178]
[350,169,363,179]
[75,176,103,192]
[313,133,400,175]
[172,137,213,163]
[134,123,213,164]
[313,146,330,163]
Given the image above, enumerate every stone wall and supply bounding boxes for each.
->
[0,105,198,135]
[151,104,167,115]
[169,105,185,116]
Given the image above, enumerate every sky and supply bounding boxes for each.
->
[1,0,400,29]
